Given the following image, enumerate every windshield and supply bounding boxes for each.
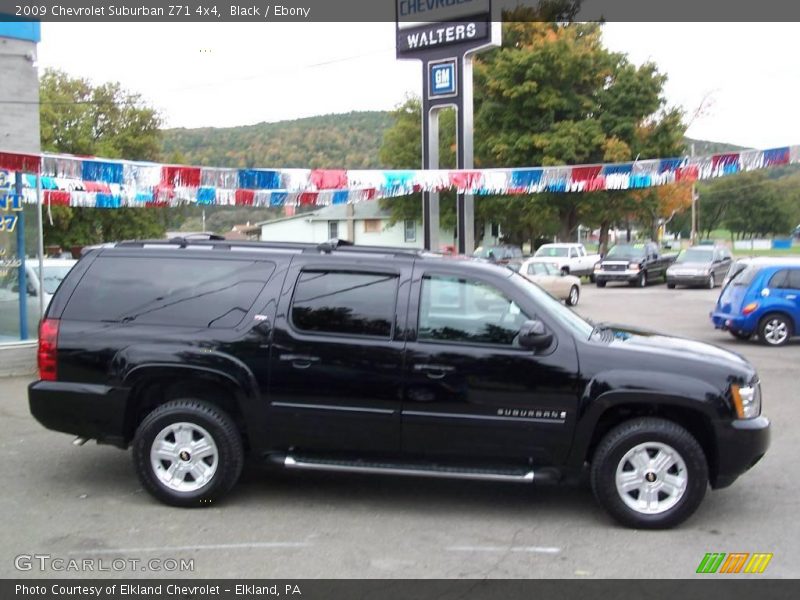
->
[676,249,713,264]
[606,245,645,261]
[508,271,594,339]
[534,246,569,258]
[35,265,74,294]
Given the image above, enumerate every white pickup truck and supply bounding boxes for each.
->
[530,243,601,278]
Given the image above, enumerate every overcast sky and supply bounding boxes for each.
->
[36,22,800,151]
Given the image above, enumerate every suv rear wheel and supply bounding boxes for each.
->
[590,417,708,529]
[133,399,244,507]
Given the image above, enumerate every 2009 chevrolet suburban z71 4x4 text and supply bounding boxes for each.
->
[28,238,770,529]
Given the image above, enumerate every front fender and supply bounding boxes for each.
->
[566,369,723,468]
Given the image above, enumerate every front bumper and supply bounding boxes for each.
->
[711,415,770,489]
[29,380,130,447]
[667,273,710,286]
[595,269,640,283]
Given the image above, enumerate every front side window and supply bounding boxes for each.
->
[291,271,397,338]
[418,275,529,346]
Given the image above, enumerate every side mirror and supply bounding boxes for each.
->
[518,319,553,350]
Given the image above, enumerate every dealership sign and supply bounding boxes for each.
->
[396,0,490,29]
[396,0,493,57]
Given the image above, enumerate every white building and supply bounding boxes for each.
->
[257,203,501,250]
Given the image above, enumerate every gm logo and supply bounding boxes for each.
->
[696,552,773,574]
[429,60,456,97]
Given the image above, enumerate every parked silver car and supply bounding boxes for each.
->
[0,258,77,340]
[666,246,732,289]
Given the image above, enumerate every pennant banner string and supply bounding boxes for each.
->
[0,146,796,209]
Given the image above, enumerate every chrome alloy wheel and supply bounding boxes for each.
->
[150,422,219,493]
[763,318,789,345]
[615,442,688,515]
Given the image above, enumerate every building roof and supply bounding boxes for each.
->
[256,202,391,227]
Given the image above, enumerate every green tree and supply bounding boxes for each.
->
[40,69,162,159]
[719,172,793,238]
[39,70,166,248]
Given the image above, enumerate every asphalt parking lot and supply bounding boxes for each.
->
[1,282,798,579]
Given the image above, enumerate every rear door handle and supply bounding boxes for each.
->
[280,354,320,369]
[787,295,797,300]
[414,363,455,379]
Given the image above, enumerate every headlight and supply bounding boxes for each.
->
[628,262,640,271]
[731,383,761,419]
[594,263,601,271]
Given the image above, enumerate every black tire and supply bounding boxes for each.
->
[667,283,676,289]
[596,280,606,288]
[566,285,580,306]
[590,417,708,529]
[133,399,244,507]
[630,271,647,288]
[758,313,793,347]
[707,274,716,289]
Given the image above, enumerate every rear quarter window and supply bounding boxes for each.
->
[62,256,275,328]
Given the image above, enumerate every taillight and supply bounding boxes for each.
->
[38,318,59,381]
[742,302,759,316]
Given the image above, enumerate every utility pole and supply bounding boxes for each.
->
[690,143,697,244]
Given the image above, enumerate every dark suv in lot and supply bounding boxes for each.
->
[29,239,769,529]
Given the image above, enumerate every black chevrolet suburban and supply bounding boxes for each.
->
[29,238,770,529]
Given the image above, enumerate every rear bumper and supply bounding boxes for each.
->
[710,311,756,334]
[711,415,770,489]
[28,380,130,447]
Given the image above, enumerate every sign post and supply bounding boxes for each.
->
[396,0,500,253]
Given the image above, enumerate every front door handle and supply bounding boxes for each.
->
[787,294,797,300]
[414,363,455,379]
[280,354,320,369]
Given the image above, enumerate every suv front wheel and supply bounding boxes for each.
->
[133,399,244,507]
[590,417,708,529]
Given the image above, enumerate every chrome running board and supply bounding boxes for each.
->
[282,455,535,483]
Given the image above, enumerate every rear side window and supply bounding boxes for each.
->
[291,271,397,338]
[788,270,800,290]
[768,270,789,288]
[63,257,274,328]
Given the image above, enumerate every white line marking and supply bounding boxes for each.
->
[71,542,311,555]
[446,545,560,554]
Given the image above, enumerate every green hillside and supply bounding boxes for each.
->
[162,111,754,171]
[161,111,392,170]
